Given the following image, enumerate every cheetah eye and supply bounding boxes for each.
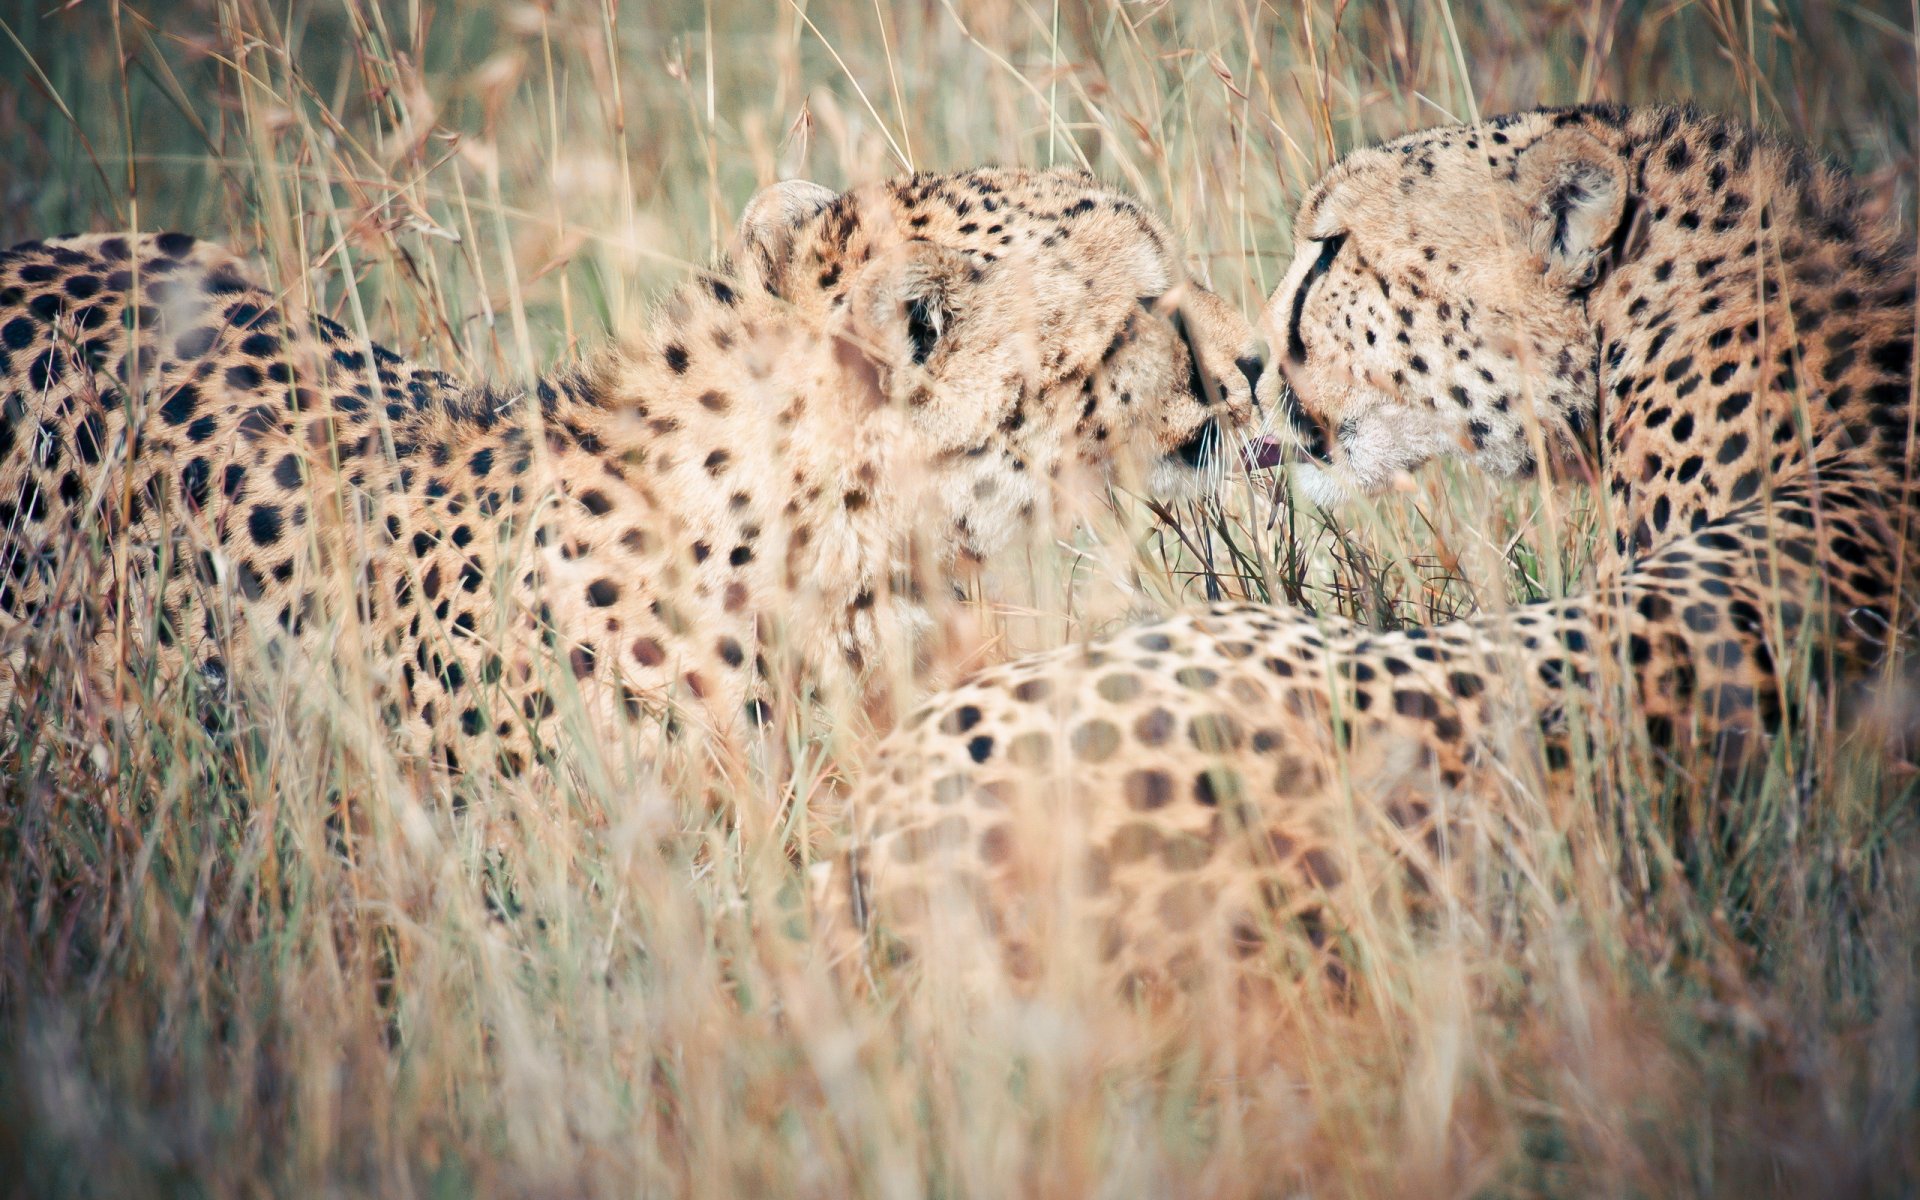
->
[1286,232,1348,364]
[906,296,943,365]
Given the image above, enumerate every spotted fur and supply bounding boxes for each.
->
[0,168,1261,776]
[835,107,1918,1006]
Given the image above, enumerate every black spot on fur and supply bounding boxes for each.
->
[248,504,283,547]
[157,383,200,426]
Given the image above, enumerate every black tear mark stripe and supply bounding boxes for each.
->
[1280,390,1331,462]
[1137,296,1214,408]
[1168,307,1212,406]
[1287,233,1347,363]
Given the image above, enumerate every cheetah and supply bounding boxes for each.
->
[0,168,1263,779]
[834,106,1917,1008]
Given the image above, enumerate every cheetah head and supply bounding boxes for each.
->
[1257,112,1628,504]
[734,167,1264,557]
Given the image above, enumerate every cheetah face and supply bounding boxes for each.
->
[739,168,1263,556]
[1257,115,1628,503]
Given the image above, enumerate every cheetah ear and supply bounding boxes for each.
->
[1516,127,1629,292]
[735,179,837,295]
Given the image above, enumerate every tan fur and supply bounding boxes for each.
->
[0,168,1260,777]
[837,107,1918,1012]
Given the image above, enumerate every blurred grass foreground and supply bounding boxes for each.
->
[2,1,1918,1195]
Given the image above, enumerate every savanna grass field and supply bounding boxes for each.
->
[2,0,1919,1195]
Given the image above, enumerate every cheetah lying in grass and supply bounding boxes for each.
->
[0,168,1262,778]
[837,105,1917,1004]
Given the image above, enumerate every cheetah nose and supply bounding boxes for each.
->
[1235,351,1265,399]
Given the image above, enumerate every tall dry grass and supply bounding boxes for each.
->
[1,0,1917,1195]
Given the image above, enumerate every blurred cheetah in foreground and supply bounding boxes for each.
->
[0,169,1262,777]
[839,105,1917,1005]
